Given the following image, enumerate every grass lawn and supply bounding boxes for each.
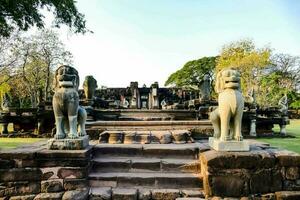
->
[256,119,300,153]
[0,123,46,149]
[0,138,45,149]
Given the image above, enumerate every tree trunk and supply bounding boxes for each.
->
[30,90,37,108]
[44,62,51,101]
[19,98,23,108]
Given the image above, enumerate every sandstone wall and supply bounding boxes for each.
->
[200,147,300,199]
[0,144,91,200]
[1,142,300,200]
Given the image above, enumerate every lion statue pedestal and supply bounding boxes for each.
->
[209,68,249,151]
[48,65,89,150]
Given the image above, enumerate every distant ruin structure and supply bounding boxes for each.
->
[84,81,199,110]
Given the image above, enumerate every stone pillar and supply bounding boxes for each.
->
[83,76,97,106]
[199,74,211,102]
[1,122,8,134]
[280,124,287,136]
[148,93,152,109]
[129,82,139,109]
[150,82,159,109]
[249,119,257,137]
[278,94,289,136]
[137,89,141,109]
[280,116,289,136]
[0,111,10,134]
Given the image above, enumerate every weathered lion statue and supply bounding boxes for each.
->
[209,68,244,141]
[83,75,98,100]
[52,65,87,139]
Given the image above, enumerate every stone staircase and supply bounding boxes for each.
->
[89,143,209,200]
[86,120,212,133]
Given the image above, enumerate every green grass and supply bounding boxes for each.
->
[0,138,45,149]
[256,119,300,153]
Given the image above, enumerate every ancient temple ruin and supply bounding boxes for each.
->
[82,81,200,110]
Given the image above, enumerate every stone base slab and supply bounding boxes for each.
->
[208,137,249,151]
[47,135,89,150]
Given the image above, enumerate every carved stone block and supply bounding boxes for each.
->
[47,135,89,150]
[208,137,249,152]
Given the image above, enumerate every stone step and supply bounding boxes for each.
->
[87,120,211,127]
[86,120,213,135]
[89,172,203,189]
[100,129,195,144]
[93,143,209,159]
[92,157,201,173]
[92,125,213,131]
[90,187,205,200]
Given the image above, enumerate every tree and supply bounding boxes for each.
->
[31,29,73,100]
[0,30,21,84]
[257,53,300,108]
[0,81,10,108]
[258,72,284,107]
[0,0,88,37]
[216,39,271,93]
[18,30,72,106]
[289,91,300,110]
[165,56,217,90]
[7,75,29,108]
[271,53,300,91]
[11,60,47,108]
[1,29,72,107]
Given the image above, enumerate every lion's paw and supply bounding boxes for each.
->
[235,135,243,141]
[78,132,86,137]
[68,134,78,139]
[54,134,65,139]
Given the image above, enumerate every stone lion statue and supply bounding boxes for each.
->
[83,75,98,100]
[52,65,87,139]
[209,68,244,141]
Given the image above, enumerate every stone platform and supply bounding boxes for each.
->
[86,120,213,131]
[85,120,214,140]
[1,140,300,199]
[200,146,300,198]
[208,137,250,151]
[0,142,91,199]
[91,109,198,121]
[47,135,89,150]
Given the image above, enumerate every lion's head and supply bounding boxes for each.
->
[53,65,80,91]
[215,68,241,93]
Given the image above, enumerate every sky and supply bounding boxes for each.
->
[51,0,300,88]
